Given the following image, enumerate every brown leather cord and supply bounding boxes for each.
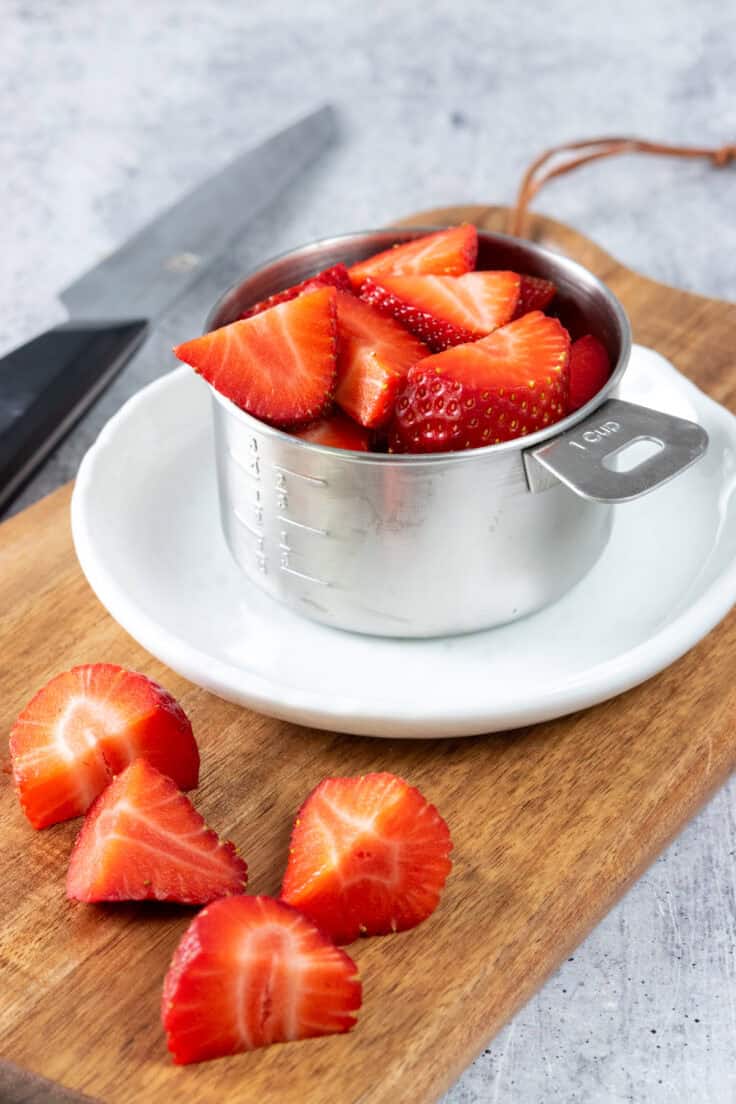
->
[508,136,736,237]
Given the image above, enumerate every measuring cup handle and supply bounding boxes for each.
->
[523,398,709,503]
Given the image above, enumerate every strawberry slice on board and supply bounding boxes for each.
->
[162,895,361,1064]
[334,290,429,429]
[293,411,371,451]
[239,263,352,320]
[359,271,521,351]
[174,286,338,428]
[66,758,247,904]
[280,772,453,945]
[568,334,612,411]
[389,311,571,454]
[514,274,557,318]
[9,664,199,830]
[347,224,478,289]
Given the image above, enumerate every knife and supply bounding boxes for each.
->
[0,104,336,513]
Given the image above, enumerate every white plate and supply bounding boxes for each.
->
[71,346,736,738]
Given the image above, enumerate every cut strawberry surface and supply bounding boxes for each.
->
[10,665,198,830]
[294,411,371,451]
[569,333,611,411]
[334,290,428,428]
[361,283,471,351]
[162,895,361,1063]
[390,311,570,453]
[66,758,247,904]
[174,286,338,428]
[514,274,556,318]
[280,772,453,945]
[348,225,478,289]
[360,271,520,351]
[239,263,352,320]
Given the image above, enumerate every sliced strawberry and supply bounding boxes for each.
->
[10,665,199,830]
[334,290,428,429]
[361,282,471,351]
[294,411,371,451]
[239,263,352,320]
[280,772,453,945]
[162,895,361,1063]
[348,225,478,289]
[390,311,570,453]
[66,758,247,904]
[514,274,556,318]
[569,334,611,411]
[360,271,520,351]
[174,287,337,427]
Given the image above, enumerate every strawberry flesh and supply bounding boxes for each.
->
[294,411,371,451]
[280,772,453,945]
[239,263,352,320]
[360,271,520,351]
[514,274,557,318]
[334,290,428,428]
[66,758,247,904]
[10,664,199,830]
[569,334,611,411]
[361,283,472,350]
[390,311,571,453]
[348,225,478,289]
[174,286,338,428]
[162,895,361,1063]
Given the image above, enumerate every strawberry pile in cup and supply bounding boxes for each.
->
[10,664,452,1065]
[174,224,611,452]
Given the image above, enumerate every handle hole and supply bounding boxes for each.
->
[602,435,664,472]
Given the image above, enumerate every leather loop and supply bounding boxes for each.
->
[509,137,736,237]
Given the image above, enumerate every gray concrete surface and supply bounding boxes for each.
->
[2,1,736,1100]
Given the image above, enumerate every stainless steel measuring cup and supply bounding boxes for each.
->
[205,229,708,637]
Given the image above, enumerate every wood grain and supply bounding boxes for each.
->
[1,206,735,1104]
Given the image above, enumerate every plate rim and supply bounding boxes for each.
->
[71,350,736,737]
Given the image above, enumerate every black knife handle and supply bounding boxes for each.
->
[0,319,149,513]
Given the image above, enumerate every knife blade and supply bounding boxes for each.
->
[1,105,337,513]
[60,105,336,321]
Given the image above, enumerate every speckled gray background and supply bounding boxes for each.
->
[3,2,736,1101]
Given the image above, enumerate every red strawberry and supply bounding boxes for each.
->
[162,895,361,1063]
[280,772,453,945]
[514,274,557,318]
[174,287,338,427]
[294,411,371,451]
[360,271,521,351]
[334,290,428,429]
[66,758,247,904]
[569,334,611,411]
[389,311,570,453]
[239,263,352,320]
[10,665,199,830]
[348,225,478,288]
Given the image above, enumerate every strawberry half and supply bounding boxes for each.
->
[239,263,352,320]
[348,225,478,289]
[334,290,428,429]
[174,286,338,427]
[389,311,571,453]
[360,271,521,351]
[280,772,453,945]
[10,664,199,830]
[568,334,611,411]
[66,758,247,904]
[514,274,557,318]
[294,411,371,451]
[162,895,361,1063]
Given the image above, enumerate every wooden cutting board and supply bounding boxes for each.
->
[1,206,736,1104]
